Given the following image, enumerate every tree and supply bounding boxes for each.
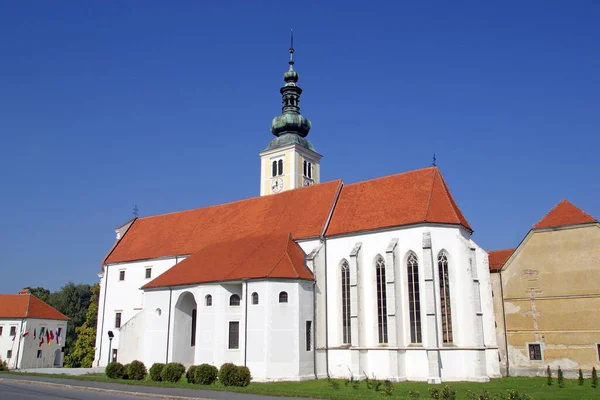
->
[46,282,93,359]
[63,283,99,368]
[23,287,51,303]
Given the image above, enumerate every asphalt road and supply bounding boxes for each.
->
[0,381,143,400]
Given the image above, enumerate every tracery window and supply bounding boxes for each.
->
[376,256,388,344]
[229,294,240,306]
[407,252,422,344]
[341,260,351,344]
[438,252,453,344]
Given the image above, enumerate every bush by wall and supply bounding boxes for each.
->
[149,363,165,382]
[0,358,8,371]
[122,363,131,380]
[186,365,200,384]
[127,360,148,381]
[218,363,251,387]
[161,362,186,382]
[105,362,126,379]
[195,364,218,385]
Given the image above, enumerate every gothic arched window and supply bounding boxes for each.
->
[438,251,453,344]
[279,291,288,303]
[229,294,241,306]
[376,256,388,344]
[303,160,307,177]
[308,162,312,179]
[272,161,277,177]
[252,292,259,305]
[341,260,351,344]
[277,159,283,176]
[205,294,212,307]
[407,252,422,343]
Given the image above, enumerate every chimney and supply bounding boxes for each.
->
[19,288,31,295]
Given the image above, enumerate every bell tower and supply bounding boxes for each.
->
[260,33,322,196]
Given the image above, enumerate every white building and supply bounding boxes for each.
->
[0,290,69,369]
[94,45,500,383]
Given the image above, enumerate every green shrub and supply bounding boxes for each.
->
[218,363,238,386]
[122,363,131,380]
[234,366,251,387]
[408,390,421,399]
[578,368,584,386]
[546,365,552,386]
[127,360,147,381]
[186,365,199,384]
[557,366,564,388]
[0,358,8,371]
[428,387,440,399]
[195,364,218,385]
[105,362,126,379]
[149,363,165,382]
[161,362,186,382]
[593,366,598,388]
[442,384,456,400]
[382,380,393,396]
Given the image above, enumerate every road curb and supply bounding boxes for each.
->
[0,377,214,400]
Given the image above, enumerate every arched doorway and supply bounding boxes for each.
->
[53,348,61,367]
[172,291,197,365]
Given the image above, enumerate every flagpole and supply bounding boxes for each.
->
[13,319,25,370]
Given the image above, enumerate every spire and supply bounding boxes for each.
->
[270,31,312,139]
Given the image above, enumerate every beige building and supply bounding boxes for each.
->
[490,200,600,377]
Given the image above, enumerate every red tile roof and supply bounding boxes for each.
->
[488,249,515,272]
[326,167,472,236]
[105,179,343,264]
[533,200,597,230]
[0,294,69,320]
[142,233,312,289]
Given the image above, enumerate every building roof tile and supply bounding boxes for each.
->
[142,233,312,289]
[326,167,472,236]
[533,200,597,230]
[105,179,343,264]
[488,249,515,272]
[0,294,69,321]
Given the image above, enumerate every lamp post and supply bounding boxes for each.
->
[107,331,114,364]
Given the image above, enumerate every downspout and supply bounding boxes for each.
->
[243,280,249,367]
[165,288,173,363]
[499,271,510,376]
[323,236,330,378]
[97,265,109,366]
[312,280,317,379]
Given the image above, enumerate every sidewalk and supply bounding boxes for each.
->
[1,374,321,400]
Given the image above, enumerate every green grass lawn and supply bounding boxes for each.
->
[3,371,599,399]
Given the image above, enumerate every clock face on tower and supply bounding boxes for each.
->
[271,177,284,193]
[303,178,313,187]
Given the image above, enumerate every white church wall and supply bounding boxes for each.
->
[246,281,269,379]
[323,224,497,381]
[298,281,315,378]
[95,256,184,367]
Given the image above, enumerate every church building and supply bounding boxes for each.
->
[93,44,501,383]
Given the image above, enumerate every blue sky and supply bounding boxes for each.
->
[1,1,598,293]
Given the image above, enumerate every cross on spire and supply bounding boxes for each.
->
[133,204,139,218]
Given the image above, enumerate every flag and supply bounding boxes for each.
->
[46,330,50,344]
[50,330,54,340]
[34,328,36,340]
[39,327,45,337]
[23,330,30,338]
[12,334,15,341]
[56,330,60,344]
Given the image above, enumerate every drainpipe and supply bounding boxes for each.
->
[499,271,510,377]
[97,266,109,366]
[322,236,330,378]
[165,288,173,363]
[312,280,317,379]
[243,280,249,367]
